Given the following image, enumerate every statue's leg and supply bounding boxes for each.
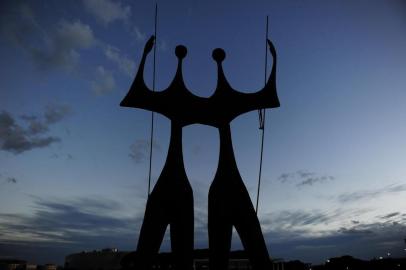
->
[135,192,169,269]
[233,188,272,270]
[170,187,194,270]
[208,186,233,270]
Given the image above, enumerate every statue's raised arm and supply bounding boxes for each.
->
[120,35,165,112]
[264,38,277,99]
[203,38,280,126]
[240,37,279,111]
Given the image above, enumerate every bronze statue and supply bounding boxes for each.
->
[120,36,279,270]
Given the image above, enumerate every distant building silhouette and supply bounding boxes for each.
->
[312,255,406,270]
[37,265,57,270]
[0,259,43,270]
[64,248,286,270]
[65,249,125,270]
[0,259,27,270]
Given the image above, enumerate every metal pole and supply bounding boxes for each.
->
[255,15,269,214]
[147,3,158,197]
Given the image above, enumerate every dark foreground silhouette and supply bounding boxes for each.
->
[110,249,405,270]
[120,36,279,270]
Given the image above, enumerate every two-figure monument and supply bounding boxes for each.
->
[120,35,279,270]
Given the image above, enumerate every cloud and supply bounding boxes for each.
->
[50,153,74,160]
[278,173,292,183]
[0,106,70,154]
[337,183,406,203]
[104,45,136,76]
[82,0,131,25]
[1,196,405,265]
[260,208,375,239]
[271,210,335,227]
[277,170,335,187]
[259,210,406,263]
[6,177,17,184]
[32,20,95,70]
[0,197,141,264]
[0,111,59,154]
[129,139,161,164]
[297,175,335,187]
[20,115,49,134]
[158,40,168,52]
[261,209,364,231]
[132,26,146,42]
[44,103,72,124]
[91,66,116,95]
[379,212,400,219]
[1,4,95,71]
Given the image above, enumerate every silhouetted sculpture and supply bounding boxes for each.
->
[120,38,194,270]
[200,42,279,270]
[120,36,279,270]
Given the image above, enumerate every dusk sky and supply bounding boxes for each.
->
[1,0,406,265]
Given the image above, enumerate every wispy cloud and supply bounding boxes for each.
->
[380,212,400,219]
[261,208,372,231]
[132,26,146,42]
[337,183,406,203]
[44,104,72,124]
[6,177,17,184]
[278,173,292,183]
[1,197,404,264]
[91,66,116,95]
[104,45,136,76]
[20,115,49,135]
[1,4,95,71]
[0,197,140,241]
[259,210,406,262]
[270,210,336,229]
[0,196,141,264]
[129,139,161,164]
[278,170,335,187]
[82,0,131,25]
[158,40,168,52]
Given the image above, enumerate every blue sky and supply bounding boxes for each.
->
[1,0,406,265]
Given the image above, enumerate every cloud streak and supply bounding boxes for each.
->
[0,196,141,264]
[1,197,404,265]
[337,183,406,203]
[262,219,406,263]
[380,212,400,219]
[278,170,335,187]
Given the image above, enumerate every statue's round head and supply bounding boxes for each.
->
[175,45,187,59]
[212,48,225,63]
